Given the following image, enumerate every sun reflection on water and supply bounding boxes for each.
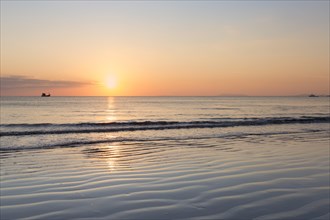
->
[82,142,131,173]
[106,145,121,172]
[106,96,117,122]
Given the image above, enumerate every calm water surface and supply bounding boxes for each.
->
[1,96,328,124]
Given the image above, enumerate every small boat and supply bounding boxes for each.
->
[308,94,318,97]
[41,93,51,97]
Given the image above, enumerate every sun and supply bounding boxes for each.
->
[105,75,117,89]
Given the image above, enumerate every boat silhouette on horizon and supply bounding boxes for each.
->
[41,93,51,97]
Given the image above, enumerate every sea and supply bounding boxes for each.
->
[1,96,329,219]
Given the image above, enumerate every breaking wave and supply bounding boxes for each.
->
[1,116,329,137]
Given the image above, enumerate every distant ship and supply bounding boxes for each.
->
[41,93,51,97]
[308,94,318,97]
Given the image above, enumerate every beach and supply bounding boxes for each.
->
[1,97,329,219]
[2,1,329,218]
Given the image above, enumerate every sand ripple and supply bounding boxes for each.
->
[1,131,329,219]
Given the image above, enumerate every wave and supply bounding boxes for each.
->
[1,116,329,137]
[0,129,326,152]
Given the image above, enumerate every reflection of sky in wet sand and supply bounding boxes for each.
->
[1,131,329,220]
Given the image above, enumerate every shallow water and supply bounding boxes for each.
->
[0,97,329,219]
[1,130,329,219]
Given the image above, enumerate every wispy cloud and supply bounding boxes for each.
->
[0,75,94,89]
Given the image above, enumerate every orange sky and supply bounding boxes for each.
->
[1,1,329,96]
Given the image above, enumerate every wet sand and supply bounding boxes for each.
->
[1,131,329,219]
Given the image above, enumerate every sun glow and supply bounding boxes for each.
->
[105,75,117,89]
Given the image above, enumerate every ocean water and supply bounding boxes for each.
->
[1,96,329,219]
[1,96,329,150]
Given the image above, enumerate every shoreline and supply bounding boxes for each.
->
[1,131,329,219]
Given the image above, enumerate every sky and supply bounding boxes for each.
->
[1,1,329,96]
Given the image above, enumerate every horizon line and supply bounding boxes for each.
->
[1,95,329,98]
